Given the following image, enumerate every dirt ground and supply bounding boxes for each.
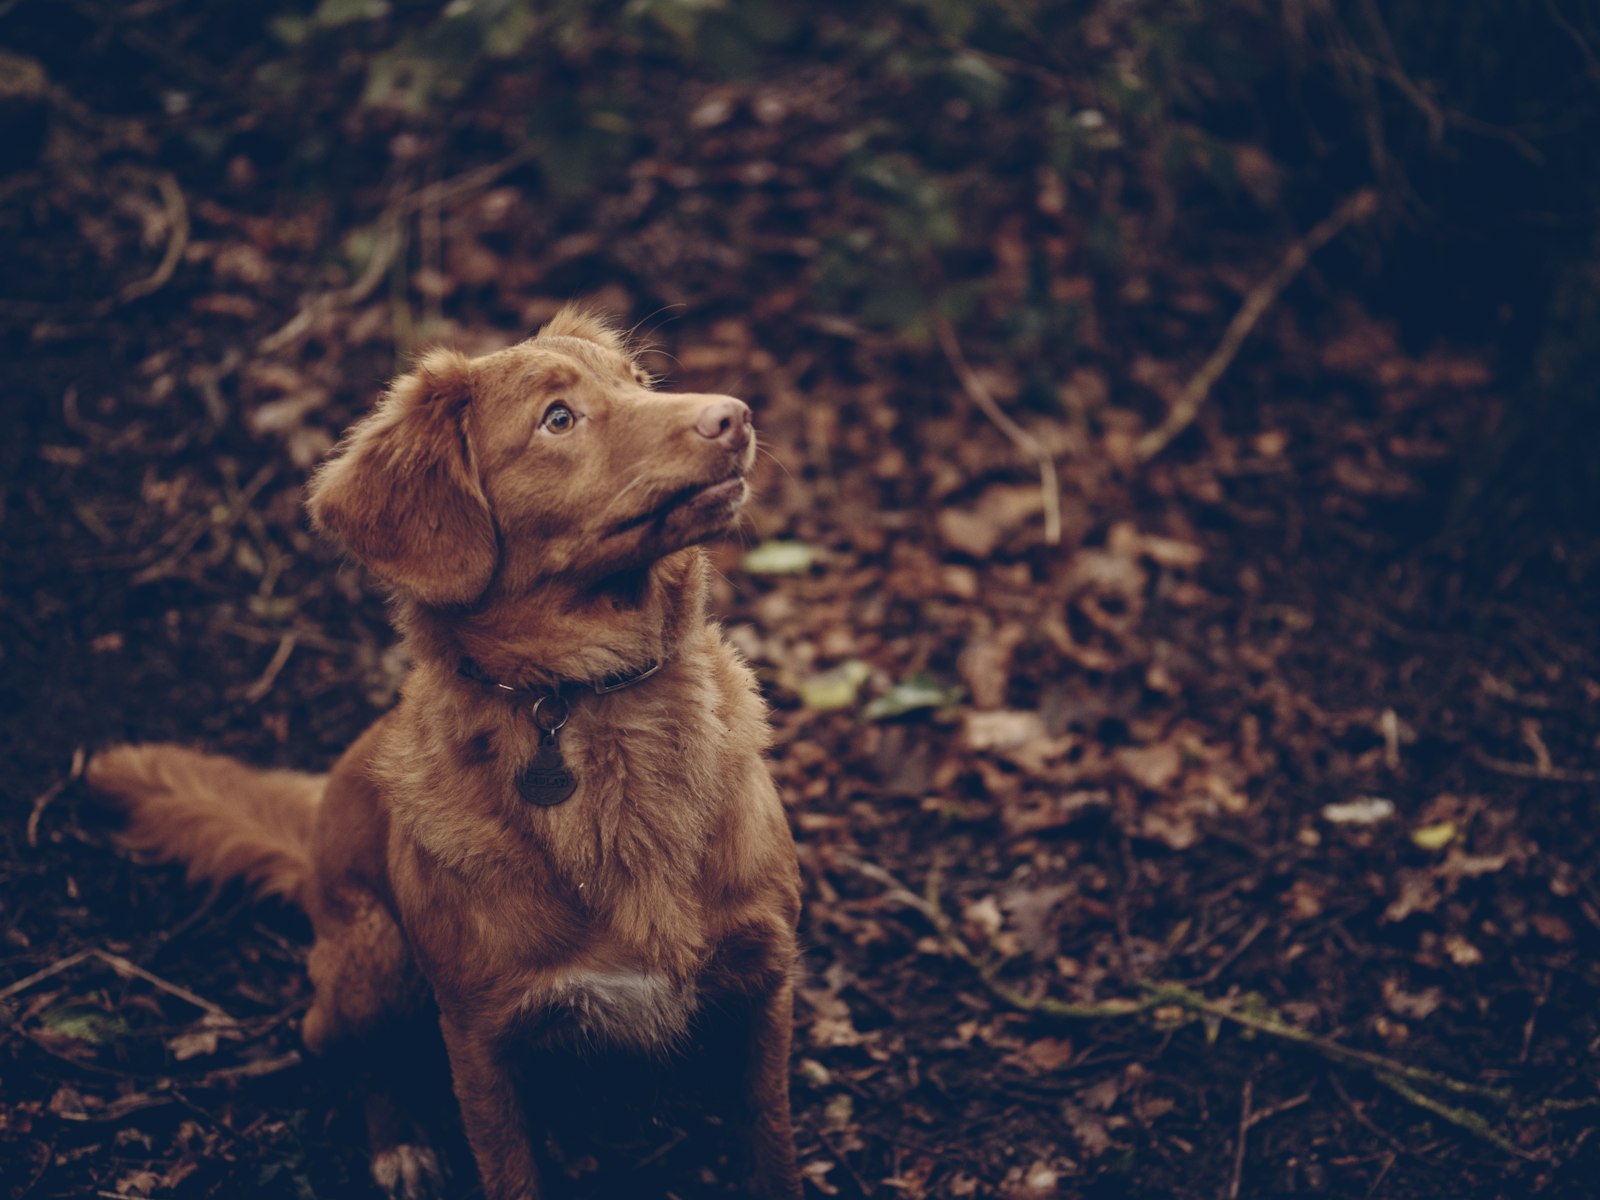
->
[3,6,1599,1199]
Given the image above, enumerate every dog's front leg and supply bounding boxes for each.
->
[742,980,803,1200]
[439,1012,543,1200]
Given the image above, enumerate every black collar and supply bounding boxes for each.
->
[456,656,662,701]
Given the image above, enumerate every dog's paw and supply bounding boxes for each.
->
[370,1143,446,1200]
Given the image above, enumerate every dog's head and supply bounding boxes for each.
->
[306,309,755,608]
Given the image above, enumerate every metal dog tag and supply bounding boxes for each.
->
[517,730,577,807]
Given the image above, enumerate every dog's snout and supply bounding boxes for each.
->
[693,397,752,450]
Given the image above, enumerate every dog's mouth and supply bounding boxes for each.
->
[603,468,748,540]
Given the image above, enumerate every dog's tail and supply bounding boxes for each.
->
[87,744,325,910]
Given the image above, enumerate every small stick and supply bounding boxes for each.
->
[27,746,85,848]
[836,853,1569,1160]
[130,462,277,586]
[257,142,541,355]
[934,316,1063,546]
[89,949,234,1020]
[1471,747,1600,784]
[111,169,189,307]
[1134,189,1380,463]
[237,632,297,704]
[191,1049,302,1084]
[1228,1079,1253,1200]
[0,949,94,1002]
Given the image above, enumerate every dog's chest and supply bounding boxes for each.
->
[521,965,700,1052]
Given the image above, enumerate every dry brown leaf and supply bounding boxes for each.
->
[1384,872,1442,923]
[1004,790,1111,837]
[965,710,1047,752]
[1140,806,1199,851]
[958,624,1025,711]
[1382,978,1444,1020]
[1118,742,1183,791]
[1005,1036,1077,1074]
[938,484,1044,558]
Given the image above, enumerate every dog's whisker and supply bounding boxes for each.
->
[626,304,684,349]
[604,469,656,512]
[756,446,796,483]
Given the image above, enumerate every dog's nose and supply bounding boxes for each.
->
[694,397,752,450]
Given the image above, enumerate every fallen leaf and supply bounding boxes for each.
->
[1383,872,1441,922]
[937,484,1043,558]
[41,1004,129,1046]
[864,674,962,721]
[957,625,1026,710]
[741,540,822,574]
[1118,742,1182,791]
[965,710,1046,752]
[1531,913,1574,943]
[963,895,1004,940]
[1410,821,1457,851]
[1006,1036,1076,1073]
[114,1170,161,1197]
[1382,978,1444,1020]
[1322,796,1396,825]
[798,661,872,711]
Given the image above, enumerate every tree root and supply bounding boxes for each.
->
[835,853,1596,1160]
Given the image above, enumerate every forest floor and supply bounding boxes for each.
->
[3,7,1600,1200]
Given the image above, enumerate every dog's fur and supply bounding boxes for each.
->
[87,309,803,1200]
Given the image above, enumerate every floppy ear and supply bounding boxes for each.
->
[306,349,497,607]
[539,305,628,354]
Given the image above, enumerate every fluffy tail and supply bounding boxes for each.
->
[87,744,325,909]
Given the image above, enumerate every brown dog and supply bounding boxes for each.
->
[88,309,803,1200]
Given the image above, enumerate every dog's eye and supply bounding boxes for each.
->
[541,402,576,433]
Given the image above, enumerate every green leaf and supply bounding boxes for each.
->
[863,673,962,720]
[310,0,389,29]
[798,661,872,711]
[741,540,821,574]
[41,1004,129,1046]
[1411,821,1458,851]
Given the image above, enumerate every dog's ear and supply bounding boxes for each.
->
[539,305,627,354]
[306,349,497,606]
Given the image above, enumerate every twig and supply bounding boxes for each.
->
[0,947,232,1020]
[130,462,277,585]
[933,316,1063,546]
[110,169,189,307]
[89,949,234,1020]
[0,950,95,1002]
[1375,1071,1533,1160]
[1247,1090,1311,1129]
[191,1049,302,1084]
[1470,747,1600,784]
[836,853,1581,1160]
[236,632,297,704]
[27,747,85,848]
[257,142,541,355]
[1546,0,1600,85]
[1134,189,1380,463]
[1228,1079,1253,1200]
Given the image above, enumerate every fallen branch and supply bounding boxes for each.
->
[835,852,1587,1159]
[934,316,1064,546]
[1470,747,1600,784]
[1133,189,1380,463]
[109,168,189,308]
[234,632,297,705]
[27,746,85,848]
[258,141,542,355]
[0,947,232,1021]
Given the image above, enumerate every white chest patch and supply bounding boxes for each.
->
[525,968,700,1052]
